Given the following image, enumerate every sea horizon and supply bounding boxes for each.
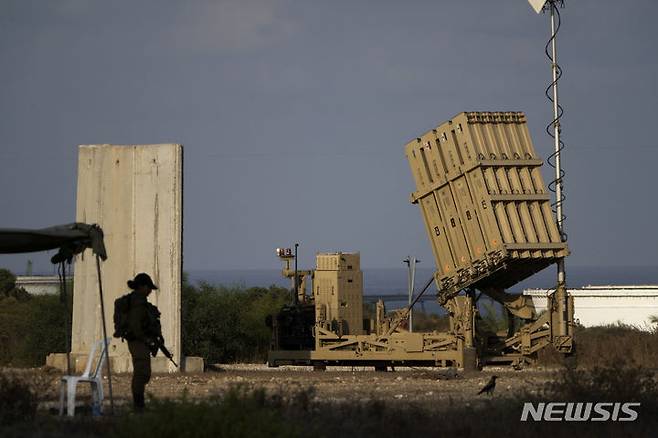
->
[187,265,658,296]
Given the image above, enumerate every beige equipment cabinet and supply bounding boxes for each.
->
[314,253,364,335]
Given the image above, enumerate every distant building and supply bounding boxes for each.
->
[523,285,658,330]
[15,276,71,296]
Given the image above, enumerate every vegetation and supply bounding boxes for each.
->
[0,269,289,367]
[181,278,289,364]
[0,293,70,367]
[1,364,657,437]
[0,268,71,367]
[0,371,37,426]
[113,387,301,438]
[2,266,658,369]
[540,359,657,403]
[0,268,30,301]
[538,322,658,369]
[477,298,510,334]
[411,310,450,332]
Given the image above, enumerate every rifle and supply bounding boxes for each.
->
[158,343,178,368]
[148,336,179,368]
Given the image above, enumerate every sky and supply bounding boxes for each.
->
[1,0,657,274]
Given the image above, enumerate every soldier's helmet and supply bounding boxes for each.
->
[128,273,159,290]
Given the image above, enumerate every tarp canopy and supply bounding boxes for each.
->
[0,222,114,410]
[0,223,107,264]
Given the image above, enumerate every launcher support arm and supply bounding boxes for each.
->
[480,287,537,320]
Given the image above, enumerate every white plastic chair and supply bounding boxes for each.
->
[58,338,110,417]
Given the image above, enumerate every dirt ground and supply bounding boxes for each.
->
[7,364,556,411]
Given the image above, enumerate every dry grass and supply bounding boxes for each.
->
[2,364,658,437]
[0,371,37,426]
[572,324,658,368]
[538,323,658,369]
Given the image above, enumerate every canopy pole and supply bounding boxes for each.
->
[58,262,72,376]
[95,255,114,415]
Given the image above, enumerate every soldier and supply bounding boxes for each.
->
[125,272,161,411]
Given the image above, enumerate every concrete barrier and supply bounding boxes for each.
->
[70,144,183,373]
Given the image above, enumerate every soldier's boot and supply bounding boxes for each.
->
[133,392,145,412]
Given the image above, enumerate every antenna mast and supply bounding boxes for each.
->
[529,0,569,337]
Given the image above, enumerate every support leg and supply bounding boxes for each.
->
[58,381,66,416]
[66,380,78,417]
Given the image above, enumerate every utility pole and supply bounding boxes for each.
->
[294,243,299,304]
[403,256,420,332]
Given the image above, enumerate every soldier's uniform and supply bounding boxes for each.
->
[123,273,162,411]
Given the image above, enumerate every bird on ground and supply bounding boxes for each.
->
[477,375,498,396]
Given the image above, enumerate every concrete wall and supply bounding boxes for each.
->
[16,276,71,296]
[524,285,658,330]
[71,144,183,373]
